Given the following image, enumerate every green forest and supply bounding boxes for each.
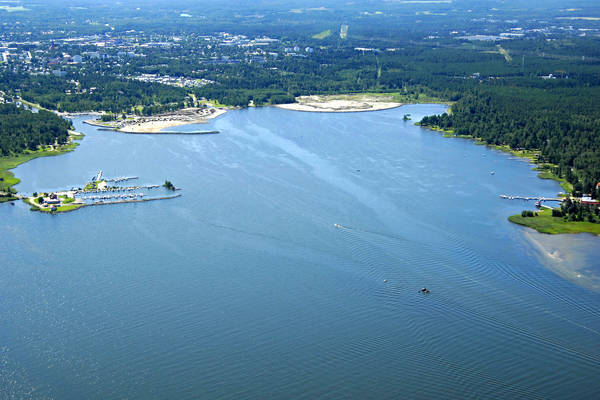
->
[419,85,600,198]
[0,73,190,115]
[0,103,72,156]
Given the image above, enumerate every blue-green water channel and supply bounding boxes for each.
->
[1,104,599,399]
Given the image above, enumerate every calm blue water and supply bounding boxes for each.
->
[1,105,599,399]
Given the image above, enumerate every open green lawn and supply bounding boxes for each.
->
[509,208,600,235]
[357,91,450,105]
[37,203,84,213]
[312,29,332,39]
[0,194,18,203]
[84,181,98,191]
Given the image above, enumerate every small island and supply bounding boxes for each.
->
[163,180,176,191]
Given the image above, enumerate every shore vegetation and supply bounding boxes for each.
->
[163,180,176,191]
[0,103,81,198]
[509,208,600,236]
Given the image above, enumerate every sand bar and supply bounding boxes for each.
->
[274,95,402,113]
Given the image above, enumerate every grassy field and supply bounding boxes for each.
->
[39,204,85,213]
[28,197,85,213]
[509,208,600,235]
[17,98,48,111]
[0,192,18,203]
[197,99,231,108]
[312,91,451,106]
[496,45,512,63]
[421,125,455,135]
[367,91,450,105]
[312,30,332,39]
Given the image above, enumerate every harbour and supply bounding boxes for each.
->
[24,170,180,213]
[2,106,598,399]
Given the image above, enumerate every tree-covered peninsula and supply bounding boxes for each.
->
[0,103,78,200]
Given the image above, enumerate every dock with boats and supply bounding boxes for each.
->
[499,195,563,202]
[27,170,181,214]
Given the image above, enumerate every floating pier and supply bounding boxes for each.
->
[77,184,159,194]
[105,176,138,183]
[82,193,145,201]
[499,195,563,202]
[28,170,181,215]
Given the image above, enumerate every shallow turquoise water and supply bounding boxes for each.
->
[1,105,599,399]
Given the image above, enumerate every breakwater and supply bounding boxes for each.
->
[95,127,219,135]
[124,130,220,135]
[76,184,160,194]
[500,194,563,202]
[85,193,181,206]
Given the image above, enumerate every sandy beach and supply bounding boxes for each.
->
[274,95,402,113]
[119,108,227,133]
[83,107,226,133]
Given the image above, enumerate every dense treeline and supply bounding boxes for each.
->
[556,198,600,223]
[0,73,189,115]
[0,104,72,156]
[420,86,600,197]
[2,29,599,200]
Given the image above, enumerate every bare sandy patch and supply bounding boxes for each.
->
[274,95,402,113]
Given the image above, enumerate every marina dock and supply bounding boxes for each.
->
[77,184,159,194]
[27,170,181,214]
[499,195,563,202]
[105,176,138,183]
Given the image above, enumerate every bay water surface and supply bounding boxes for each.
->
[1,104,599,399]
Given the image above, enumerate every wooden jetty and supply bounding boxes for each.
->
[105,176,138,183]
[499,195,563,202]
[77,184,159,194]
